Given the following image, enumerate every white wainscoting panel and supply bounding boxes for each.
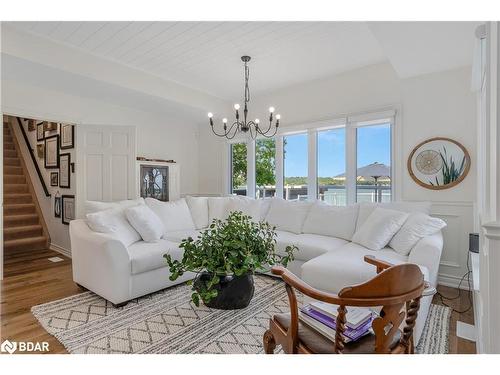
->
[431,202,474,289]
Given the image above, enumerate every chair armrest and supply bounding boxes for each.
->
[272,266,342,304]
[364,255,393,273]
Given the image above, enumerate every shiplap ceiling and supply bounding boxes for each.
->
[6,21,479,100]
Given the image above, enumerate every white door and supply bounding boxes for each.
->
[76,125,136,218]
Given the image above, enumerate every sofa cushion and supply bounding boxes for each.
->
[265,198,311,234]
[185,196,209,229]
[275,230,300,257]
[226,197,262,221]
[128,239,183,274]
[389,213,446,256]
[301,242,429,294]
[302,202,359,240]
[352,208,408,251]
[164,229,203,243]
[86,208,142,247]
[208,197,231,224]
[356,201,431,231]
[125,204,164,243]
[85,198,144,215]
[294,234,348,261]
[145,198,196,234]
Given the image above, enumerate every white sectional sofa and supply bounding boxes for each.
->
[69,195,444,343]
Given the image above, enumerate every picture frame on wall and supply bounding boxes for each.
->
[59,123,74,149]
[61,195,75,225]
[44,121,58,132]
[59,153,71,188]
[37,122,45,141]
[36,144,44,159]
[54,194,61,218]
[44,135,59,169]
[50,172,58,187]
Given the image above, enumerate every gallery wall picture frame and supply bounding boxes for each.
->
[44,121,58,132]
[59,153,71,188]
[37,122,45,141]
[44,134,60,169]
[61,195,75,225]
[27,119,36,132]
[54,193,61,218]
[50,172,59,187]
[59,123,75,149]
[407,137,471,190]
[36,144,44,159]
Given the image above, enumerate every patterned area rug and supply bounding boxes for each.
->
[31,275,450,354]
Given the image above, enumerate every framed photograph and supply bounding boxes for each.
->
[44,135,59,169]
[59,123,75,149]
[36,144,44,159]
[54,195,61,218]
[407,137,471,190]
[50,172,59,187]
[61,195,75,225]
[37,122,45,141]
[59,153,71,188]
[44,121,58,132]
[27,119,36,132]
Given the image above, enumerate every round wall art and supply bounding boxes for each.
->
[407,137,470,190]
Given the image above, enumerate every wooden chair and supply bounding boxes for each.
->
[263,256,425,354]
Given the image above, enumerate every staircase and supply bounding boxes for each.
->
[3,118,49,253]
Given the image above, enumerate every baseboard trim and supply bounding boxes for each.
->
[438,273,471,290]
[50,243,71,259]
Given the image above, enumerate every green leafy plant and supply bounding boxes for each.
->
[429,146,466,186]
[164,211,297,306]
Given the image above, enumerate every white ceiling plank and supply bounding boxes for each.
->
[95,22,154,56]
[48,21,84,41]
[80,22,132,51]
[64,22,108,46]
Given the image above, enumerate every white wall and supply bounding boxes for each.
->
[1,79,201,253]
[197,62,477,287]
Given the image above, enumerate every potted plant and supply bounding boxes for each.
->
[164,211,297,310]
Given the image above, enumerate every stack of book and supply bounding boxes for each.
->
[299,301,374,343]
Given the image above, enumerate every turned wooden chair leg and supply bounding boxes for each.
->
[263,329,276,354]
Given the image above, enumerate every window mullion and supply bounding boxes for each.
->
[346,121,357,205]
[247,138,256,198]
[308,129,317,201]
[275,136,284,198]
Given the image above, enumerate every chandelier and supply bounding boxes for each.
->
[207,56,280,139]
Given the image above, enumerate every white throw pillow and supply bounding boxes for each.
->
[85,198,145,215]
[125,205,164,242]
[265,198,311,234]
[86,208,142,247]
[145,198,196,234]
[302,202,359,240]
[226,197,262,220]
[389,213,447,255]
[355,201,431,231]
[207,197,231,224]
[185,196,209,229]
[351,207,409,251]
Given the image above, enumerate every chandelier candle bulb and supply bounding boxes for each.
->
[234,104,240,110]
[269,106,275,113]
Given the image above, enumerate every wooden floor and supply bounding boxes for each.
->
[1,248,476,354]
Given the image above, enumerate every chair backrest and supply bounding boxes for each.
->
[335,263,424,354]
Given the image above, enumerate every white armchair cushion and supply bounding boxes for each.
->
[302,202,359,240]
[86,208,141,247]
[352,207,409,250]
[145,198,196,234]
[356,201,431,231]
[265,198,311,234]
[125,204,164,243]
[389,213,446,255]
[185,196,209,229]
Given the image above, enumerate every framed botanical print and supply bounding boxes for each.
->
[50,172,59,187]
[61,195,75,225]
[37,122,45,141]
[59,123,75,149]
[44,135,59,169]
[59,153,71,188]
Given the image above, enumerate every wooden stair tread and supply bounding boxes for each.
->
[3,203,35,208]
[3,213,38,221]
[3,225,42,235]
[4,236,47,245]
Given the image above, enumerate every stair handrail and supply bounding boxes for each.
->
[15,117,51,197]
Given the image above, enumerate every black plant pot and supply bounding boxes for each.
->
[194,272,255,310]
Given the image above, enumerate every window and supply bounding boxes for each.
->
[230,143,247,196]
[255,138,276,198]
[317,128,346,205]
[356,123,392,203]
[283,133,308,201]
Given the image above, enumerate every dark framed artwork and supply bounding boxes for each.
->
[59,123,75,149]
[44,135,59,169]
[50,172,59,187]
[37,122,45,141]
[36,144,44,159]
[44,122,58,132]
[54,195,61,218]
[61,195,75,225]
[59,153,71,188]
